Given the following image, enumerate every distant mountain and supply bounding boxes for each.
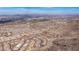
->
[0,14,79,24]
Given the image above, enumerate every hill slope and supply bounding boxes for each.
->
[0,18,79,51]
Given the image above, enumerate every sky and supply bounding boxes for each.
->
[0,7,79,15]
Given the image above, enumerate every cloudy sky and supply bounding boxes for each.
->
[0,7,79,15]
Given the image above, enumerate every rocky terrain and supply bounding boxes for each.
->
[0,16,79,51]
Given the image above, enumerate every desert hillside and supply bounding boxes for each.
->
[0,17,79,51]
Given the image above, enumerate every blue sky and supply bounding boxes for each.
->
[0,7,79,15]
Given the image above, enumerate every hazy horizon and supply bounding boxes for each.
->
[0,7,79,15]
